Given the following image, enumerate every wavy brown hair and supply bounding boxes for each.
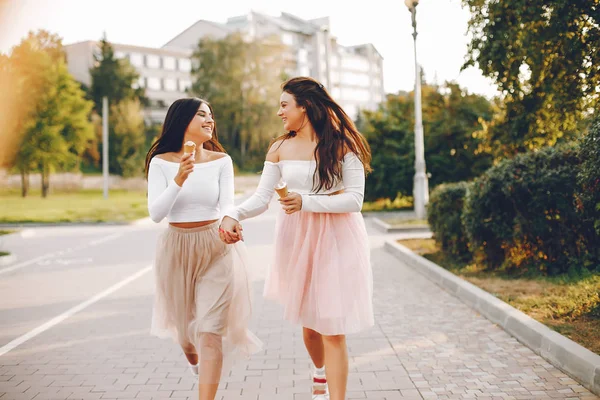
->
[144,98,225,178]
[273,77,372,192]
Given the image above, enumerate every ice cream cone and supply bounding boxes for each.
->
[183,141,196,155]
[275,181,288,198]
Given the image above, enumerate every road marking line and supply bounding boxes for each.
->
[0,264,152,357]
[0,233,124,276]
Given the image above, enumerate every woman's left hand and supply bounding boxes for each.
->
[278,192,302,214]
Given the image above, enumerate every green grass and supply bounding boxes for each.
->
[0,189,149,224]
[0,252,9,257]
[362,195,413,212]
[398,238,600,355]
[385,218,428,226]
[0,230,15,236]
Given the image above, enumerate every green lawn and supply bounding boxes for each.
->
[398,238,600,355]
[362,196,413,212]
[0,189,149,224]
[385,218,428,226]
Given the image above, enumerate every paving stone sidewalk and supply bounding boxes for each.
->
[0,219,597,400]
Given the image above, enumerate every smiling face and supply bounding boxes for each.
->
[277,91,305,132]
[185,102,214,144]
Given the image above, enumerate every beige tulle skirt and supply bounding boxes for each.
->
[151,221,261,382]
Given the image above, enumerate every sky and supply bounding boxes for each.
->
[0,0,499,98]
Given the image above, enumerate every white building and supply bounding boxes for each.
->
[164,11,385,119]
[64,41,192,123]
[64,11,385,123]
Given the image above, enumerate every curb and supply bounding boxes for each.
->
[384,239,600,397]
[373,217,431,234]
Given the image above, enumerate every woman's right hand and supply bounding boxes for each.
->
[219,216,243,244]
[174,152,194,187]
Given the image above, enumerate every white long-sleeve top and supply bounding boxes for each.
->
[146,155,234,223]
[226,152,365,222]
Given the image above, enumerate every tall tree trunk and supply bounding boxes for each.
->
[240,134,247,165]
[41,164,49,198]
[20,168,29,198]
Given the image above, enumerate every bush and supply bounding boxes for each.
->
[427,182,471,260]
[577,119,600,236]
[575,119,600,266]
[463,145,595,276]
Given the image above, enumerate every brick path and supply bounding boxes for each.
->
[0,214,597,400]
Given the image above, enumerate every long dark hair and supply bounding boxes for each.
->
[273,77,372,192]
[144,97,225,178]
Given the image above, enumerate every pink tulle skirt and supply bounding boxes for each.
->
[151,221,261,382]
[265,209,374,335]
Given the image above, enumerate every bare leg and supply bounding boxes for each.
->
[181,342,198,365]
[303,327,325,368]
[322,335,348,400]
[304,327,327,396]
[198,333,223,400]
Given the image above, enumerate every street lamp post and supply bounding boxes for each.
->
[102,96,109,199]
[405,0,429,219]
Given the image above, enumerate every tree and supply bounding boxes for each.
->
[89,34,146,112]
[0,54,25,170]
[462,0,600,157]
[362,93,415,201]
[107,99,146,177]
[189,33,288,169]
[361,82,494,201]
[423,83,495,187]
[88,35,148,175]
[6,31,94,197]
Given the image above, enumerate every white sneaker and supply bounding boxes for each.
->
[312,365,329,400]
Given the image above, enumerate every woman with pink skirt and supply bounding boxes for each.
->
[220,77,374,400]
[145,98,261,400]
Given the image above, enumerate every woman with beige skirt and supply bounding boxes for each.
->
[144,97,261,400]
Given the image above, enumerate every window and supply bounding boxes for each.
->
[299,65,310,76]
[297,48,308,63]
[129,53,144,67]
[341,87,370,102]
[164,78,177,92]
[178,58,192,72]
[146,54,161,69]
[340,72,370,87]
[341,55,370,72]
[179,79,192,92]
[331,71,340,84]
[136,77,146,88]
[344,104,358,119]
[147,77,161,91]
[163,56,176,71]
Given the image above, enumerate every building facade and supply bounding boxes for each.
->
[164,12,385,119]
[64,11,385,123]
[64,41,192,123]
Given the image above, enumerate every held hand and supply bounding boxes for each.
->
[219,216,243,244]
[174,152,194,187]
[278,192,302,214]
